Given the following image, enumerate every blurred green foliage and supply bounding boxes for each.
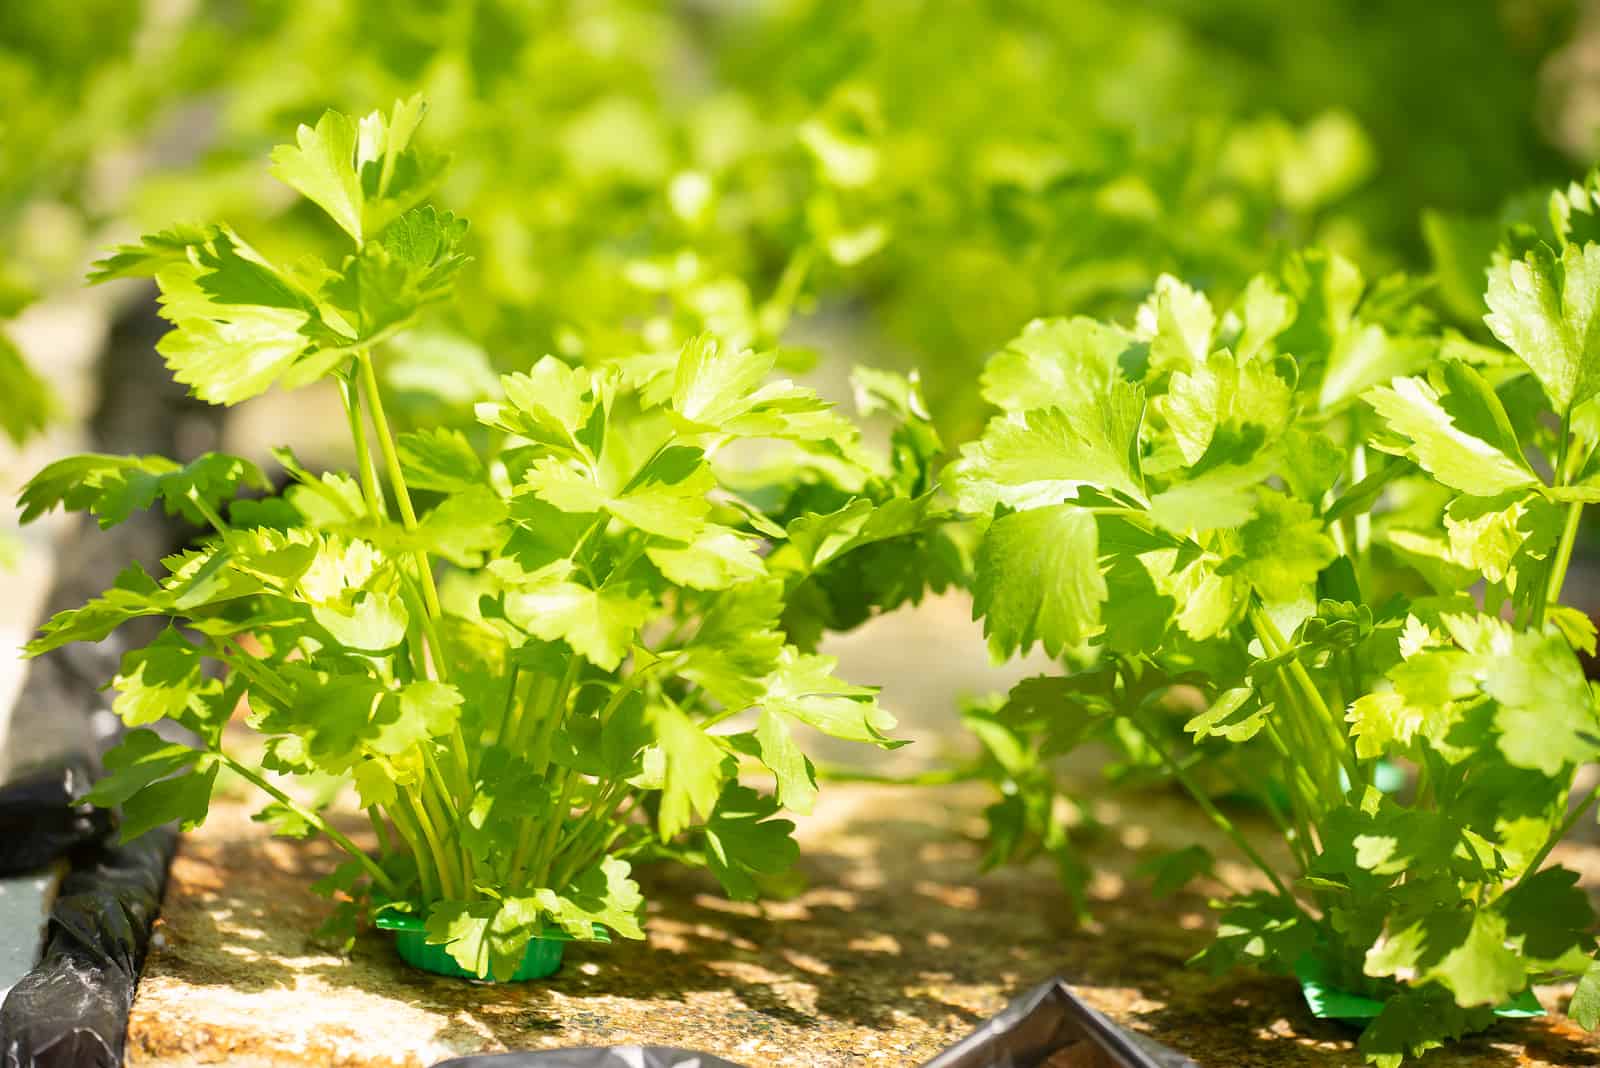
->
[0,0,1586,444]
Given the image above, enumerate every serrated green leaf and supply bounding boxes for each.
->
[950,382,1146,512]
[0,332,55,446]
[1186,687,1271,742]
[1501,866,1596,966]
[670,334,849,442]
[26,564,167,654]
[761,648,896,746]
[679,580,787,709]
[1366,372,1538,496]
[1570,959,1600,1030]
[1485,240,1600,413]
[1137,274,1214,374]
[18,453,172,527]
[487,357,594,446]
[548,855,645,940]
[371,681,463,756]
[1133,844,1215,897]
[646,525,765,589]
[85,729,206,807]
[425,896,547,982]
[973,504,1104,659]
[651,699,726,838]
[1367,909,1525,1007]
[398,428,485,493]
[702,783,799,900]
[1483,631,1600,774]
[503,565,652,671]
[1223,492,1336,602]
[111,628,216,727]
[754,708,817,813]
[979,316,1131,411]
[271,110,365,242]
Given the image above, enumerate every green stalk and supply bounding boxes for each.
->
[1539,502,1584,630]
[211,639,295,705]
[505,674,550,756]
[1350,438,1372,594]
[357,351,475,807]
[1127,714,1299,904]
[546,784,623,886]
[367,806,395,856]
[385,798,438,903]
[527,657,581,772]
[357,350,441,621]
[1532,408,1581,628]
[420,752,470,892]
[1250,604,1355,796]
[527,768,581,887]
[1517,781,1600,890]
[341,373,388,520]
[403,787,460,900]
[551,815,627,891]
[186,492,234,540]
[489,663,521,751]
[219,753,400,898]
[1257,721,1319,869]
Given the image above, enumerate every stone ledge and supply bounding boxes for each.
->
[124,782,1600,1068]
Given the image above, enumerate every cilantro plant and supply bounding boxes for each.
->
[18,101,936,981]
[949,185,1600,1064]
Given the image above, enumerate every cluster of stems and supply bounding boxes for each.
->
[186,347,637,908]
[1117,408,1597,945]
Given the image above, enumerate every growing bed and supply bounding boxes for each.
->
[123,779,1600,1067]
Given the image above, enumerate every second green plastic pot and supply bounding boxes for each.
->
[1294,952,1544,1023]
[374,910,609,982]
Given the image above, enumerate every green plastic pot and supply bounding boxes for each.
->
[374,910,610,982]
[1294,952,1543,1023]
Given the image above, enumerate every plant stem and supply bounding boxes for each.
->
[367,806,395,855]
[212,639,295,705]
[357,350,442,622]
[1250,604,1355,796]
[218,752,400,897]
[187,492,233,539]
[1516,781,1600,889]
[490,664,521,751]
[403,787,460,899]
[385,797,438,903]
[357,351,475,811]
[1350,439,1372,594]
[528,768,581,887]
[341,374,388,520]
[1127,714,1298,903]
[1540,502,1584,629]
[527,657,580,772]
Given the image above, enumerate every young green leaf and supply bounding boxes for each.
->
[1484,240,1600,413]
[972,504,1105,658]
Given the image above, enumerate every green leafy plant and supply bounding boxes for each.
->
[949,189,1600,1063]
[18,100,945,981]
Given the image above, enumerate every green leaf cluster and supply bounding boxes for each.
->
[952,211,1600,1062]
[22,105,939,981]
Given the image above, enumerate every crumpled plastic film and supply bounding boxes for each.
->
[0,757,115,877]
[920,977,1199,1068]
[0,826,178,1068]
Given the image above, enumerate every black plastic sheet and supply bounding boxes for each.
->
[428,977,1197,1068]
[0,757,115,876]
[0,826,178,1068]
